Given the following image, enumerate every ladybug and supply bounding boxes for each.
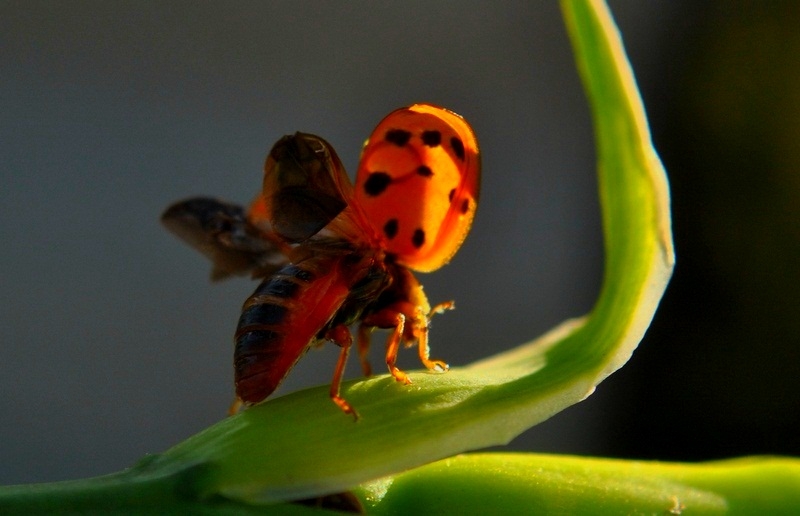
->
[162,104,480,418]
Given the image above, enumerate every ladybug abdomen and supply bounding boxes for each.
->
[234,265,312,403]
[233,253,360,405]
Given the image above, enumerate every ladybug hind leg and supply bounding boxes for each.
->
[325,324,359,420]
[356,324,374,377]
[228,397,244,416]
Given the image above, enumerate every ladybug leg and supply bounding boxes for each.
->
[419,301,454,372]
[228,397,244,416]
[361,309,411,385]
[325,324,359,420]
[429,300,455,317]
[416,325,450,373]
[385,313,410,385]
[356,324,373,377]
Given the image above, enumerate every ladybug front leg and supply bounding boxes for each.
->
[360,309,411,385]
[325,324,359,420]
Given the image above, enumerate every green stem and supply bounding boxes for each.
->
[0,456,324,514]
[0,457,207,514]
[357,454,800,515]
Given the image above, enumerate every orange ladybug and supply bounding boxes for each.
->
[162,104,480,418]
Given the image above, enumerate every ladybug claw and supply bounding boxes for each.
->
[390,367,412,385]
[430,360,449,373]
[428,300,455,319]
[332,395,360,421]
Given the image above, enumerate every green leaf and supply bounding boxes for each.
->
[356,453,800,514]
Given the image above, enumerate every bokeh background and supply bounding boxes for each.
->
[2,1,797,484]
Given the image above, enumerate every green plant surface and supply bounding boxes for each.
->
[0,0,695,512]
[357,453,800,515]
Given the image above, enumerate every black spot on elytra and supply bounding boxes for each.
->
[363,172,391,196]
[460,198,470,214]
[385,129,411,147]
[383,218,399,239]
[417,165,433,177]
[412,228,425,248]
[448,188,456,202]
[450,137,465,161]
[421,130,441,147]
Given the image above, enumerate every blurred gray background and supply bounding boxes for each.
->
[2,1,798,485]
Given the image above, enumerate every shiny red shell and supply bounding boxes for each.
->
[354,104,480,272]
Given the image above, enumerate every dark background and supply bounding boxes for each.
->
[2,1,797,484]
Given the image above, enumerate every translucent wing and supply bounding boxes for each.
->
[161,197,288,280]
[261,132,375,246]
